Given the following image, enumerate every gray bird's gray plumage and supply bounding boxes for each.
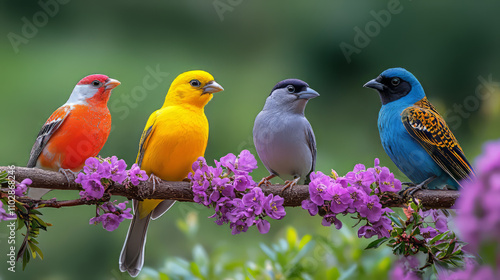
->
[253,79,319,186]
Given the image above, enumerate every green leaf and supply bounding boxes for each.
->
[28,242,43,260]
[388,215,403,227]
[192,244,209,276]
[326,267,340,280]
[298,234,312,250]
[410,202,419,212]
[446,241,456,256]
[428,232,448,245]
[259,243,276,261]
[286,227,298,249]
[158,272,170,280]
[365,237,389,250]
[189,262,204,279]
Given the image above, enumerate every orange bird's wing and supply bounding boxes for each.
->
[27,105,71,168]
[401,98,475,186]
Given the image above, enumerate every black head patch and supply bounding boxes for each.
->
[270,79,309,96]
[375,75,412,105]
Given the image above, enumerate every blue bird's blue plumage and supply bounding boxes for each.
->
[365,68,475,190]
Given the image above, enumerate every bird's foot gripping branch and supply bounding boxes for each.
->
[1,145,496,277]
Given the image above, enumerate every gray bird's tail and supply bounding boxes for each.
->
[119,199,176,277]
[27,188,51,200]
[119,210,151,277]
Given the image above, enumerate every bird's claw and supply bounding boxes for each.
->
[281,177,300,194]
[59,168,79,184]
[257,174,276,188]
[398,176,437,200]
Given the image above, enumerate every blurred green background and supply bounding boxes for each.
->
[1,1,500,279]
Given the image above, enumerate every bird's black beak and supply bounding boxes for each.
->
[363,78,385,91]
[202,81,224,95]
[297,87,320,100]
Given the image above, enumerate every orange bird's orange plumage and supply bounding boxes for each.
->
[27,74,120,198]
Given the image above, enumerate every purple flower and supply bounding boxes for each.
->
[98,213,123,232]
[256,219,270,234]
[230,219,249,235]
[476,139,500,174]
[101,156,128,184]
[264,194,286,220]
[345,166,376,194]
[358,225,377,238]
[80,173,105,199]
[128,163,148,186]
[375,167,402,193]
[236,150,258,173]
[90,200,133,231]
[210,197,233,225]
[308,172,333,205]
[83,157,103,174]
[420,226,438,240]
[390,256,421,280]
[322,213,342,229]
[0,201,16,221]
[233,173,254,191]
[346,186,366,212]
[456,140,500,253]
[212,177,234,201]
[301,199,319,216]
[15,178,32,197]
[357,195,382,223]
[326,183,353,214]
[219,153,237,172]
[372,216,392,238]
[193,188,210,206]
[439,259,497,280]
[192,156,207,172]
[242,187,265,215]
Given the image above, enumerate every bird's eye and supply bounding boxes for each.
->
[391,78,400,86]
[190,79,201,87]
[92,80,102,87]
[286,85,295,93]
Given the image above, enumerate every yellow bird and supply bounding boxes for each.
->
[119,70,224,277]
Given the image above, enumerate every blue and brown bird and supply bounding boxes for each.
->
[253,79,319,190]
[363,67,475,191]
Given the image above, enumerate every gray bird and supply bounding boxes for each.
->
[253,79,319,190]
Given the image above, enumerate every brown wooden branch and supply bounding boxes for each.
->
[0,166,460,209]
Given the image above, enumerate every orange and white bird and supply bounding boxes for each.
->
[27,74,120,199]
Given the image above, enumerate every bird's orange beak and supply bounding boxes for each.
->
[105,78,121,90]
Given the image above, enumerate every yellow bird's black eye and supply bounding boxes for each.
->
[190,79,201,87]
[92,80,102,87]
[391,78,400,86]
[287,85,295,93]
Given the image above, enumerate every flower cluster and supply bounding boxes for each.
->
[416,208,449,240]
[75,156,148,200]
[15,178,32,197]
[189,150,286,235]
[76,156,148,231]
[444,139,500,278]
[90,200,133,231]
[456,139,500,253]
[301,159,401,239]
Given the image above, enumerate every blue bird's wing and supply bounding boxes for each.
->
[401,97,475,187]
